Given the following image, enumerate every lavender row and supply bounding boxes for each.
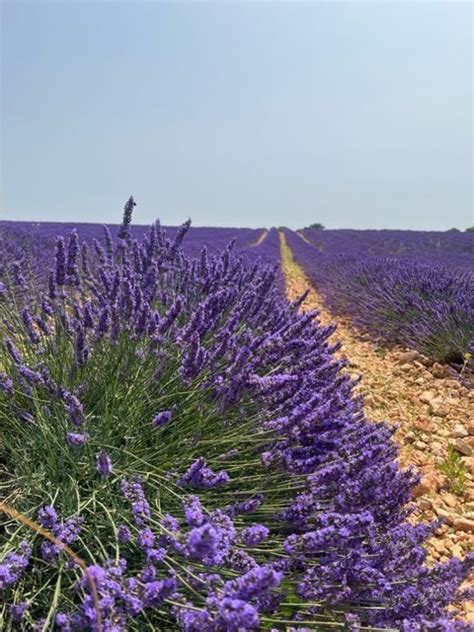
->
[302,228,474,273]
[0,220,264,289]
[286,230,473,364]
[0,202,472,630]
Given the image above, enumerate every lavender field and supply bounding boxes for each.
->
[0,201,473,631]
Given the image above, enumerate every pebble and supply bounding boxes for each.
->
[431,538,446,554]
[418,498,432,511]
[420,390,435,404]
[455,440,473,457]
[452,517,474,533]
[396,351,419,364]
[431,362,449,378]
[441,493,458,508]
[452,424,469,438]
[434,507,455,524]
[430,403,449,417]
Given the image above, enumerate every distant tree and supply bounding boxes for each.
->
[465,226,474,233]
[447,227,460,232]
[308,223,325,230]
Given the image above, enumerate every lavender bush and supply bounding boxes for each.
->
[0,206,472,630]
[286,230,474,364]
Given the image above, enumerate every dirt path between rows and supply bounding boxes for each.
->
[252,229,269,246]
[280,231,474,622]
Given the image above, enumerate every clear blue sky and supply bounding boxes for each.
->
[1,1,472,230]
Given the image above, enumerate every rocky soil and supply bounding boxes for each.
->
[280,232,474,622]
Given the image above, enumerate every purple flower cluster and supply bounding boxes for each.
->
[36,506,84,562]
[0,541,31,592]
[178,458,230,489]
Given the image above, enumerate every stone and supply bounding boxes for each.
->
[452,517,474,533]
[454,440,473,457]
[414,419,436,433]
[420,390,436,404]
[429,402,449,417]
[418,498,432,511]
[431,538,446,554]
[434,507,455,524]
[412,473,441,497]
[465,488,474,502]
[431,362,448,378]
[431,443,445,457]
[451,544,464,558]
[451,424,469,439]
[414,440,427,451]
[418,355,433,367]
[396,351,419,364]
[441,493,458,508]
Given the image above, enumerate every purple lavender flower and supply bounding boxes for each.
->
[22,308,41,343]
[66,432,89,447]
[143,577,177,607]
[178,457,230,489]
[9,602,29,622]
[0,372,13,395]
[208,596,260,631]
[225,495,265,517]
[152,409,173,429]
[54,237,66,285]
[0,541,32,591]
[18,411,35,424]
[183,495,205,527]
[224,565,283,601]
[187,524,220,562]
[48,270,57,299]
[96,451,113,478]
[118,196,136,241]
[18,365,44,386]
[63,392,85,426]
[56,516,84,545]
[137,528,155,550]
[94,306,109,340]
[146,548,166,564]
[118,525,132,543]
[66,231,80,285]
[5,339,23,364]
[37,505,59,530]
[121,478,151,526]
[241,524,270,546]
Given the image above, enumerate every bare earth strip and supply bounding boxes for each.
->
[252,229,269,246]
[280,231,474,622]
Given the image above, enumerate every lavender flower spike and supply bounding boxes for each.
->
[96,451,113,478]
[152,410,173,429]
